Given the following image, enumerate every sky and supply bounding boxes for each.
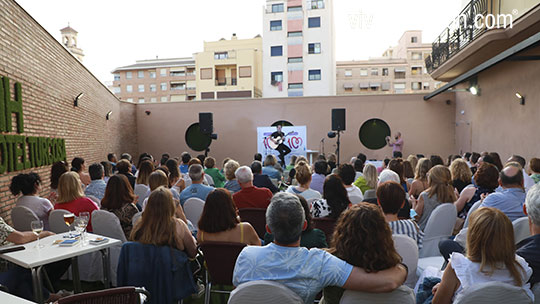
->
[16,0,462,84]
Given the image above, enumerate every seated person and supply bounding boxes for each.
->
[10,172,53,231]
[101,175,139,240]
[179,164,213,207]
[197,189,260,245]
[233,193,407,304]
[262,155,282,180]
[454,163,499,219]
[337,163,364,203]
[286,161,322,201]
[223,160,242,194]
[84,163,107,201]
[142,171,188,224]
[251,161,279,194]
[311,174,351,219]
[204,157,226,188]
[516,183,540,286]
[116,159,136,190]
[310,160,327,195]
[232,166,273,209]
[353,163,378,195]
[323,203,403,304]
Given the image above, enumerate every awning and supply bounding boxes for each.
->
[343,83,354,89]
[394,67,406,73]
[359,82,369,88]
[170,67,186,72]
[370,83,380,87]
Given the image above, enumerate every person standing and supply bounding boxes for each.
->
[386,132,404,156]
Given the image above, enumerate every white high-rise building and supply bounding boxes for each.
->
[262,0,335,97]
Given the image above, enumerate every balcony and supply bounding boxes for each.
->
[215,77,237,86]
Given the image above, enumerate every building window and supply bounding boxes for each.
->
[126,98,133,103]
[271,71,283,84]
[412,82,422,90]
[112,87,121,94]
[160,69,167,77]
[382,68,389,76]
[381,82,391,91]
[288,31,302,37]
[150,97,157,103]
[411,36,418,43]
[308,17,321,28]
[288,6,302,12]
[288,57,303,63]
[138,84,144,92]
[138,98,145,103]
[370,84,379,91]
[239,66,252,78]
[138,71,144,78]
[360,69,368,76]
[411,52,422,60]
[308,69,321,81]
[394,68,406,79]
[149,71,156,78]
[411,66,422,75]
[270,20,282,31]
[150,84,156,92]
[344,87,353,92]
[310,0,324,9]
[371,68,378,76]
[394,83,406,93]
[126,85,133,93]
[161,82,167,91]
[126,72,132,79]
[113,74,120,81]
[161,96,168,102]
[170,70,186,77]
[271,46,283,56]
[214,52,228,60]
[423,82,430,90]
[171,83,186,90]
[345,70,352,77]
[200,68,212,80]
[308,43,321,54]
[288,83,303,89]
[272,3,284,12]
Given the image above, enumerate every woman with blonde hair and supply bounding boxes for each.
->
[285,161,321,200]
[131,187,197,258]
[54,172,99,232]
[409,158,432,197]
[407,155,418,174]
[431,207,532,303]
[450,159,472,193]
[414,165,457,230]
[353,163,377,194]
[224,160,241,194]
[262,155,282,180]
[134,160,154,210]
[142,171,188,224]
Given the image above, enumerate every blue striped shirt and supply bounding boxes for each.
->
[389,219,424,249]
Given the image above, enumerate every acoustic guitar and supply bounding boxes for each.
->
[268,131,294,150]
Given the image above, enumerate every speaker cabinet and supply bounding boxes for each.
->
[332,108,346,131]
[199,112,213,134]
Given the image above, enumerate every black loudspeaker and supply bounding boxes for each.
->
[332,108,346,131]
[199,112,213,134]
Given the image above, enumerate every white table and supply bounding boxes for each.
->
[0,232,121,304]
[0,291,36,303]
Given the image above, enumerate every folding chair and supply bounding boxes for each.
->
[238,208,266,239]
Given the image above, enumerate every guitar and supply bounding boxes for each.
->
[267,131,294,150]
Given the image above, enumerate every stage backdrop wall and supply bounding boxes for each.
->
[136,92,456,167]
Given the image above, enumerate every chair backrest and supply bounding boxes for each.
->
[463,200,483,228]
[348,195,364,205]
[392,235,419,288]
[87,195,101,207]
[339,285,415,304]
[363,189,376,200]
[183,197,205,228]
[58,286,148,304]
[49,209,72,233]
[228,280,303,304]
[306,198,319,207]
[205,174,215,187]
[420,203,457,258]
[513,217,531,244]
[454,281,532,304]
[91,210,127,242]
[199,241,247,286]
[134,184,149,208]
[131,211,142,227]
[312,217,336,245]
[270,178,279,187]
[532,283,540,304]
[238,208,267,239]
[10,206,39,232]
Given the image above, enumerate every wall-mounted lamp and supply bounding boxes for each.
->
[74,93,84,107]
[515,92,525,105]
[106,111,112,120]
[145,110,151,115]
[468,86,480,96]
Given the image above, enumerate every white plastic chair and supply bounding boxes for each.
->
[131,211,142,227]
[184,197,205,228]
[392,234,419,288]
[48,209,72,233]
[348,195,364,204]
[454,281,532,304]
[532,283,540,304]
[513,217,531,244]
[363,189,376,200]
[339,285,415,304]
[205,174,215,187]
[463,200,483,228]
[270,178,279,188]
[11,206,39,232]
[134,184,150,208]
[228,280,303,304]
[419,203,457,258]
[86,195,101,207]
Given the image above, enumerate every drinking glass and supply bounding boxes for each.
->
[77,212,90,244]
[64,213,75,237]
[31,220,44,249]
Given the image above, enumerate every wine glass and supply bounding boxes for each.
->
[74,218,87,245]
[31,220,44,249]
[64,213,75,237]
[78,212,90,244]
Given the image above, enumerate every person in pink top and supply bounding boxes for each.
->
[54,172,99,232]
[386,132,404,157]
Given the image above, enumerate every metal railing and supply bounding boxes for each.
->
[215,78,237,86]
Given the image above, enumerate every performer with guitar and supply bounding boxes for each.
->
[269,125,292,168]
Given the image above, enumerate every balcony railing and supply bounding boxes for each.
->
[215,78,237,86]
[425,0,489,73]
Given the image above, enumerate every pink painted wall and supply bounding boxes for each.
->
[287,19,303,32]
[288,44,303,58]
[287,0,302,7]
[288,70,303,83]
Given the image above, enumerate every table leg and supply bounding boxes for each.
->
[71,257,82,293]
[100,248,111,288]
[31,266,44,304]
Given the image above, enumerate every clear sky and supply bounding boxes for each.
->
[16,0,462,83]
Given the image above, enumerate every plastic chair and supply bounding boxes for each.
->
[58,286,149,304]
[513,217,531,244]
[238,208,266,239]
[454,281,532,304]
[312,217,336,245]
[339,285,415,304]
[92,210,127,242]
[87,195,101,207]
[348,195,364,204]
[199,241,247,304]
[363,189,376,200]
[463,200,483,228]
[10,206,39,231]
[184,197,205,228]
[392,235,419,288]
[131,211,142,227]
[419,203,457,258]
[48,209,72,233]
[532,283,540,304]
[134,184,150,208]
[270,178,279,188]
[228,280,303,304]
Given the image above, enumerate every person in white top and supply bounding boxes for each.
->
[286,161,321,201]
[10,173,53,230]
[134,159,154,209]
[431,207,533,304]
[337,163,364,204]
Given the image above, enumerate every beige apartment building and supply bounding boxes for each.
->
[337,31,442,95]
[195,34,262,100]
[110,57,196,103]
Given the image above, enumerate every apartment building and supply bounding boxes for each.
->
[262,0,336,97]
[195,34,262,100]
[110,57,196,103]
[336,31,441,95]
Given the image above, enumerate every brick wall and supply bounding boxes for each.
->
[0,0,138,222]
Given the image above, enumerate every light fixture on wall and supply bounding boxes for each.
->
[73,93,84,107]
[468,77,480,96]
[106,111,112,120]
[145,110,151,115]
[515,92,525,105]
